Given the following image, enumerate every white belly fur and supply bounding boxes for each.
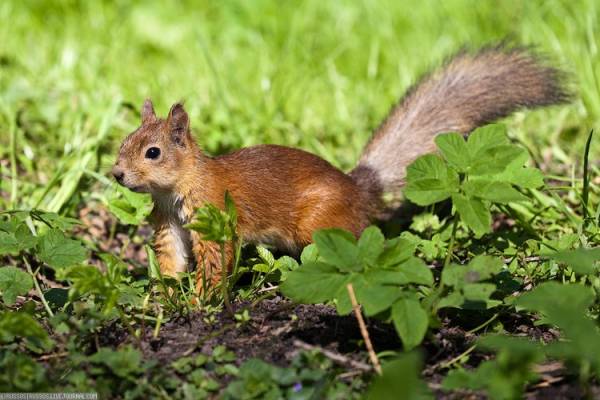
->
[154,193,193,273]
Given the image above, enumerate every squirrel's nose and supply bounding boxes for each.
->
[112,166,124,183]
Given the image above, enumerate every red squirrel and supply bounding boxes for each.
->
[112,46,570,289]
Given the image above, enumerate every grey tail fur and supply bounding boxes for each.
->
[349,44,571,216]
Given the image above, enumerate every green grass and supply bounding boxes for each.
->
[0,0,598,212]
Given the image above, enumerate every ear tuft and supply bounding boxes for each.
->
[167,102,189,145]
[141,99,156,124]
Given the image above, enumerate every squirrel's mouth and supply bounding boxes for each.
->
[127,185,148,193]
[117,180,148,193]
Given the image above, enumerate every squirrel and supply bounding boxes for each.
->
[112,45,570,290]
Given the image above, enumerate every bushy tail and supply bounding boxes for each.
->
[350,45,571,214]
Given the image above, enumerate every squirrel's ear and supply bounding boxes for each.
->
[141,99,156,124]
[167,102,189,145]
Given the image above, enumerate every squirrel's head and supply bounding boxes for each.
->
[112,99,197,194]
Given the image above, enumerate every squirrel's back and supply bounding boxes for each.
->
[351,45,571,213]
[205,145,373,251]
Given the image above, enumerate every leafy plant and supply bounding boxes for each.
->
[186,191,240,309]
[442,335,543,400]
[0,266,32,305]
[436,255,504,310]
[404,124,543,237]
[281,226,433,350]
[366,352,431,400]
[224,351,362,400]
[105,185,153,226]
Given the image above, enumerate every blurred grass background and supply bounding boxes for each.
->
[0,0,598,213]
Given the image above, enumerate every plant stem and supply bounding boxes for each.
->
[116,304,142,348]
[23,257,54,318]
[347,283,382,375]
[440,344,476,369]
[220,242,233,315]
[582,129,594,226]
[467,313,499,334]
[444,216,459,268]
[9,111,18,208]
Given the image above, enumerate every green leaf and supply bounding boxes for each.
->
[37,229,87,269]
[186,199,237,243]
[436,292,464,309]
[467,124,510,155]
[357,283,402,316]
[366,352,432,400]
[404,155,459,206]
[336,275,402,316]
[516,282,595,316]
[300,243,319,264]
[452,193,491,237]
[0,231,19,254]
[549,247,600,275]
[477,335,544,355]
[357,226,385,267]
[0,312,54,352]
[463,180,529,203]
[106,186,152,225]
[378,237,417,268]
[14,224,38,251]
[312,229,361,272]
[89,346,142,378]
[484,152,544,189]
[366,258,433,287]
[44,288,69,310]
[463,283,497,302]
[392,295,429,350]
[435,132,470,171]
[443,335,544,399]
[466,124,527,177]
[256,246,276,268]
[35,212,81,230]
[224,190,238,229]
[441,264,464,288]
[395,257,434,286]
[502,166,544,189]
[470,145,526,176]
[442,256,503,288]
[145,244,161,279]
[0,266,33,305]
[467,255,504,281]
[59,265,120,313]
[404,178,458,206]
[406,154,449,181]
[0,225,37,255]
[280,262,349,303]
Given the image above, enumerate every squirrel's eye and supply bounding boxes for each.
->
[145,147,161,159]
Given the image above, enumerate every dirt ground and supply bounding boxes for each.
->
[95,296,599,399]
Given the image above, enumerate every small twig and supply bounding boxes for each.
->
[337,370,367,380]
[346,283,382,375]
[37,352,69,361]
[502,256,544,264]
[257,284,279,293]
[293,340,373,373]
